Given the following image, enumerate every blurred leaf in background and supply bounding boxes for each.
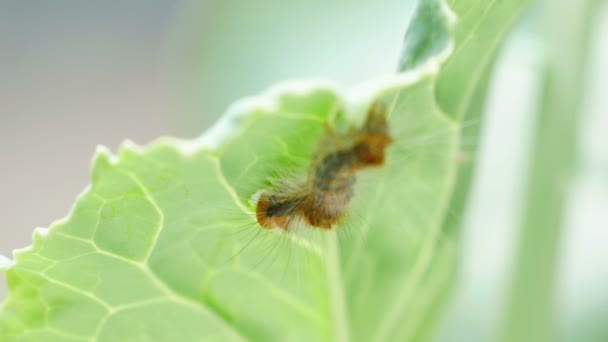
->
[503,0,608,341]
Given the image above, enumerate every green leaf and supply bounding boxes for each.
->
[0,0,531,341]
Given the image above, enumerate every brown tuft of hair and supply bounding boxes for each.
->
[354,134,393,166]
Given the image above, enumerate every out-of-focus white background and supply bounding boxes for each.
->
[1,1,606,340]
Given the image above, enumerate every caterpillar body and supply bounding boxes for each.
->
[255,103,392,230]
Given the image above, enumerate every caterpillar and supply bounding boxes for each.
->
[254,102,393,230]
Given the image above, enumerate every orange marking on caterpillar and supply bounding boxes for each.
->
[255,102,393,230]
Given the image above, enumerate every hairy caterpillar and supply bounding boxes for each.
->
[254,102,393,230]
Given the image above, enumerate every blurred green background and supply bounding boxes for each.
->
[0,0,606,341]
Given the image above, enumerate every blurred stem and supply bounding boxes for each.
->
[502,0,599,341]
